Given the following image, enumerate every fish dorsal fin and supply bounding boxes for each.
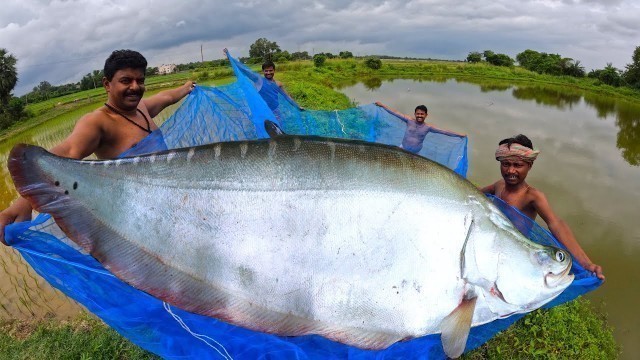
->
[264,120,286,138]
[440,289,477,358]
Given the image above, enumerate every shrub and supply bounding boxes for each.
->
[464,298,618,359]
[364,57,382,70]
[467,52,483,63]
[196,71,210,81]
[313,54,326,67]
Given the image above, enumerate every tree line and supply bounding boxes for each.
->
[467,47,640,89]
[2,41,640,132]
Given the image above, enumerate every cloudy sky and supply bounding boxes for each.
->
[2,0,639,96]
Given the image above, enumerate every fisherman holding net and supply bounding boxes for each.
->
[375,101,464,154]
[0,49,195,245]
[481,135,604,280]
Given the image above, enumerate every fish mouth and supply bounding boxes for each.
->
[544,260,574,289]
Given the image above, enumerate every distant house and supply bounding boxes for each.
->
[158,64,177,75]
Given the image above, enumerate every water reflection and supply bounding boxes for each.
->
[347,74,640,166]
[614,102,640,166]
[453,77,640,166]
[512,86,582,110]
[362,77,383,91]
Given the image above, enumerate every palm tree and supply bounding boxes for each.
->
[564,60,585,77]
[0,48,18,105]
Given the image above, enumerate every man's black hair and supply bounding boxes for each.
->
[104,50,147,81]
[262,61,276,70]
[499,134,533,149]
[415,105,428,113]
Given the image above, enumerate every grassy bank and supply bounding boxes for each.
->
[279,58,640,103]
[0,298,617,359]
[5,57,640,141]
[0,313,158,359]
[0,57,620,358]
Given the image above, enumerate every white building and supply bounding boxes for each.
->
[158,64,177,75]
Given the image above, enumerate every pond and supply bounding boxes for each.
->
[0,78,638,358]
[341,77,640,359]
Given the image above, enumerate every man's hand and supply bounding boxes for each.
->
[0,197,33,245]
[375,101,383,107]
[584,262,605,281]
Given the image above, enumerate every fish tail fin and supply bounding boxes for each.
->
[440,290,478,358]
[8,144,96,251]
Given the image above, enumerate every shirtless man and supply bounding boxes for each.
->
[481,134,605,280]
[0,49,195,244]
[260,60,303,111]
[375,101,464,153]
[221,49,302,112]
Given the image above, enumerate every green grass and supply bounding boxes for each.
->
[277,58,640,103]
[0,298,617,359]
[0,313,158,359]
[464,297,619,359]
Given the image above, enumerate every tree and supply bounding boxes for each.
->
[273,50,291,62]
[249,38,281,62]
[80,72,94,91]
[318,52,335,59]
[483,50,495,60]
[600,63,623,86]
[364,57,382,70]
[623,46,640,89]
[291,51,311,61]
[563,60,585,77]
[485,52,514,67]
[516,49,540,68]
[313,54,326,67]
[0,48,18,105]
[466,51,482,63]
[339,51,353,59]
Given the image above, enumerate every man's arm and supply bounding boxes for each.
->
[375,101,409,123]
[0,113,104,245]
[143,81,195,118]
[533,191,605,280]
[424,122,466,137]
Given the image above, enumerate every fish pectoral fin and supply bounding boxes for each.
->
[264,120,286,138]
[440,291,478,359]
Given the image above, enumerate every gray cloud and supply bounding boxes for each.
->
[1,0,638,95]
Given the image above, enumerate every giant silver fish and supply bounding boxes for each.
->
[8,133,573,358]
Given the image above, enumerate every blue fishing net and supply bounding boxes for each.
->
[4,53,599,359]
[120,53,468,177]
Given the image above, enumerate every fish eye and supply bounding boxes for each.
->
[555,251,566,262]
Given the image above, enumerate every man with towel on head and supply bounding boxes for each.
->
[481,134,604,280]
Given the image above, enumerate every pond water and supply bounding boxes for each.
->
[0,78,638,357]
[341,77,640,359]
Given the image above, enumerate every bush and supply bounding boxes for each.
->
[467,52,483,63]
[464,298,618,359]
[339,51,354,59]
[196,71,210,81]
[364,57,382,70]
[313,54,326,67]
